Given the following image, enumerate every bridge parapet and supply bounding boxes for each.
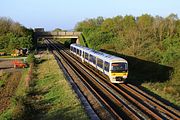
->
[35,31,82,36]
[34,29,82,44]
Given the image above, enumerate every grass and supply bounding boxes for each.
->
[142,76,180,106]
[142,61,180,107]
[55,38,71,44]
[0,69,28,120]
[0,72,11,87]
[24,53,89,120]
[15,69,29,96]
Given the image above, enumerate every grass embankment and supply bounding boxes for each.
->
[27,53,88,119]
[11,53,88,120]
[142,63,180,106]
[0,72,9,87]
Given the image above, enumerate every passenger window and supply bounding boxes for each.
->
[97,58,103,68]
[89,54,93,62]
[77,49,79,55]
[79,50,82,56]
[92,56,96,64]
[83,52,84,58]
[104,61,109,72]
[74,48,76,53]
[85,52,89,60]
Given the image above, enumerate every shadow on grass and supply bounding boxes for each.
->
[100,49,173,85]
[13,85,57,120]
[37,43,48,51]
[36,59,47,64]
[44,104,86,120]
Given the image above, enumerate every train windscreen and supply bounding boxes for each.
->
[111,62,128,72]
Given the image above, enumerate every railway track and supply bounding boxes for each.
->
[46,40,139,119]
[46,39,180,120]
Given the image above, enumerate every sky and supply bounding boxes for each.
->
[0,0,180,31]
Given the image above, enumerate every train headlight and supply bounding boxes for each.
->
[123,76,127,79]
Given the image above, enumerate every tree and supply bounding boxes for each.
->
[165,14,178,38]
[19,36,33,49]
[0,17,34,52]
[53,28,62,32]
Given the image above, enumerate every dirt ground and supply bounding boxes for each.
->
[0,60,23,74]
[0,60,14,69]
[0,71,22,113]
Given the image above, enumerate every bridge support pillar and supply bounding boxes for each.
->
[76,38,80,44]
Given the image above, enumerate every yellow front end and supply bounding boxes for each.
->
[111,72,128,77]
[109,72,128,83]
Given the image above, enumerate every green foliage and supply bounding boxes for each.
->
[64,39,72,47]
[75,14,180,65]
[0,17,34,53]
[26,53,36,64]
[161,38,180,64]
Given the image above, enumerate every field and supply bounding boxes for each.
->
[0,60,24,119]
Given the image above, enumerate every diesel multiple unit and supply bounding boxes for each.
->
[70,44,128,83]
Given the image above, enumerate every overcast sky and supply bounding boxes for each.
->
[0,0,179,31]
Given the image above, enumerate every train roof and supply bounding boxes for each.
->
[70,44,127,62]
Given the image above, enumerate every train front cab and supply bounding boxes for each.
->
[109,61,128,83]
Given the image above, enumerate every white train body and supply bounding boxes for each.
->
[70,44,128,83]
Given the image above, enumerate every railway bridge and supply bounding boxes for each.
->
[34,28,82,44]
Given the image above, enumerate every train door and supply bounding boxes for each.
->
[82,51,85,62]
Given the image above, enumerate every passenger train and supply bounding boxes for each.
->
[70,44,128,83]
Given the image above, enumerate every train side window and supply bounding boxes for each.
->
[70,46,72,51]
[89,54,93,62]
[97,58,103,68]
[92,55,96,64]
[71,46,73,51]
[77,49,79,55]
[90,54,96,64]
[85,52,89,60]
[79,50,82,56]
[74,48,76,53]
[83,52,84,58]
[104,61,110,72]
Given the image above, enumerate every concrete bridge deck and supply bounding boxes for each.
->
[34,28,82,43]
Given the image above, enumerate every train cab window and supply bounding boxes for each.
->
[111,62,128,72]
[85,52,89,60]
[104,61,110,72]
[97,58,103,68]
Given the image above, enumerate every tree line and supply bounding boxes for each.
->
[0,17,34,53]
[75,14,180,82]
[75,14,180,65]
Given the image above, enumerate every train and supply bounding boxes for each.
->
[70,44,128,83]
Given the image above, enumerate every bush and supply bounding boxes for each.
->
[26,53,36,64]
